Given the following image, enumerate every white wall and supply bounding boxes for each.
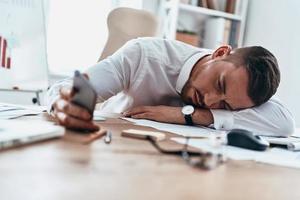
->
[46,0,144,76]
[47,0,113,76]
[243,0,300,126]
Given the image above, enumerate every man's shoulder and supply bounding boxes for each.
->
[133,37,198,48]
[131,37,212,55]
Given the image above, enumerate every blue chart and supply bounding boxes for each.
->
[0,0,49,90]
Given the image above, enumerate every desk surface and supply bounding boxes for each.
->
[0,115,300,200]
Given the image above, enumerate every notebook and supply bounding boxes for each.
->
[0,119,64,150]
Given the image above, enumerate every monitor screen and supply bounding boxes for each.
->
[0,0,49,90]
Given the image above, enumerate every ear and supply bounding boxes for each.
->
[212,45,232,59]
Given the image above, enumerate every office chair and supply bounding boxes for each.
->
[98,7,158,61]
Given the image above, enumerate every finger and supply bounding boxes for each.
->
[124,106,150,117]
[131,112,154,120]
[56,112,99,131]
[59,87,74,100]
[54,99,91,120]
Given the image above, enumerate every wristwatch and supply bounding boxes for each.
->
[182,105,195,126]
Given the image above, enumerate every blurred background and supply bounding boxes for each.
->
[0,0,299,128]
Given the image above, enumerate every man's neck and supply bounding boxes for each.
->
[190,54,212,78]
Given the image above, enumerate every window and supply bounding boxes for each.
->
[46,0,112,75]
[46,0,143,76]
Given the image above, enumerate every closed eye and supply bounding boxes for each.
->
[218,76,226,94]
[223,101,232,110]
[218,76,232,110]
[217,79,222,93]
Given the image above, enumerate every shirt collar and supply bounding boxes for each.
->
[176,51,213,94]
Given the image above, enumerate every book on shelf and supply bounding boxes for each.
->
[206,0,218,10]
[203,17,240,49]
[198,0,208,8]
[234,0,242,15]
[198,0,218,10]
[225,0,236,13]
[198,0,237,13]
[226,0,243,14]
[181,0,242,14]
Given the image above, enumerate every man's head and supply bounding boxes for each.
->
[181,45,280,110]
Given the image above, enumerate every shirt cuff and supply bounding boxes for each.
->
[210,109,234,130]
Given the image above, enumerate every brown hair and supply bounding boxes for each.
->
[227,46,280,106]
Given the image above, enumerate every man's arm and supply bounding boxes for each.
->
[46,39,143,112]
[125,98,295,137]
[123,106,213,125]
[46,39,143,130]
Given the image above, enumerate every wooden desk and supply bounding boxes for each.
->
[0,115,300,200]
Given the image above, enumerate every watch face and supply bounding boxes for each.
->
[182,105,194,115]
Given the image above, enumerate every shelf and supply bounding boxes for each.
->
[179,3,242,21]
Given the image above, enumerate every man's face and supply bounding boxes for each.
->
[181,59,255,110]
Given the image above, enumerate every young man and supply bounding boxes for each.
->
[47,37,294,136]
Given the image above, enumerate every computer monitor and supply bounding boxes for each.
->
[0,0,49,90]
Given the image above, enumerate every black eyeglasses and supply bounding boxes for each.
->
[146,136,226,170]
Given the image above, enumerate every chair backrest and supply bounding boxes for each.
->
[98,7,158,61]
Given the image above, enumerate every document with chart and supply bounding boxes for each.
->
[0,0,49,90]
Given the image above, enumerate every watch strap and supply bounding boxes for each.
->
[184,114,194,126]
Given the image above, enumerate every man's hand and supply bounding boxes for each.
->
[124,105,185,124]
[52,87,99,132]
[124,105,214,126]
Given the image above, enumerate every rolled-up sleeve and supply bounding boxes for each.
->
[210,98,295,137]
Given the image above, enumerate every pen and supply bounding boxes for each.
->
[104,131,112,144]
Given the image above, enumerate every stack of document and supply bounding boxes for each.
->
[0,102,46,119]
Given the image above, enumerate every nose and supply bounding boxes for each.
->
[203,92,223,108]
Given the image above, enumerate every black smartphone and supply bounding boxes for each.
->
[71,70,97,115]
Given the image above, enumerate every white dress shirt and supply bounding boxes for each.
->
[46,37,295,136]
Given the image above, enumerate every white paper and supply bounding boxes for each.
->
[0,102,47,112]
[0,109,41,119]
[0,102,44,119]
[255,148,300,168]
[172,138,300,169]
[123,118,221,137]
[93,110,123,121]
[292,128,300,138]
